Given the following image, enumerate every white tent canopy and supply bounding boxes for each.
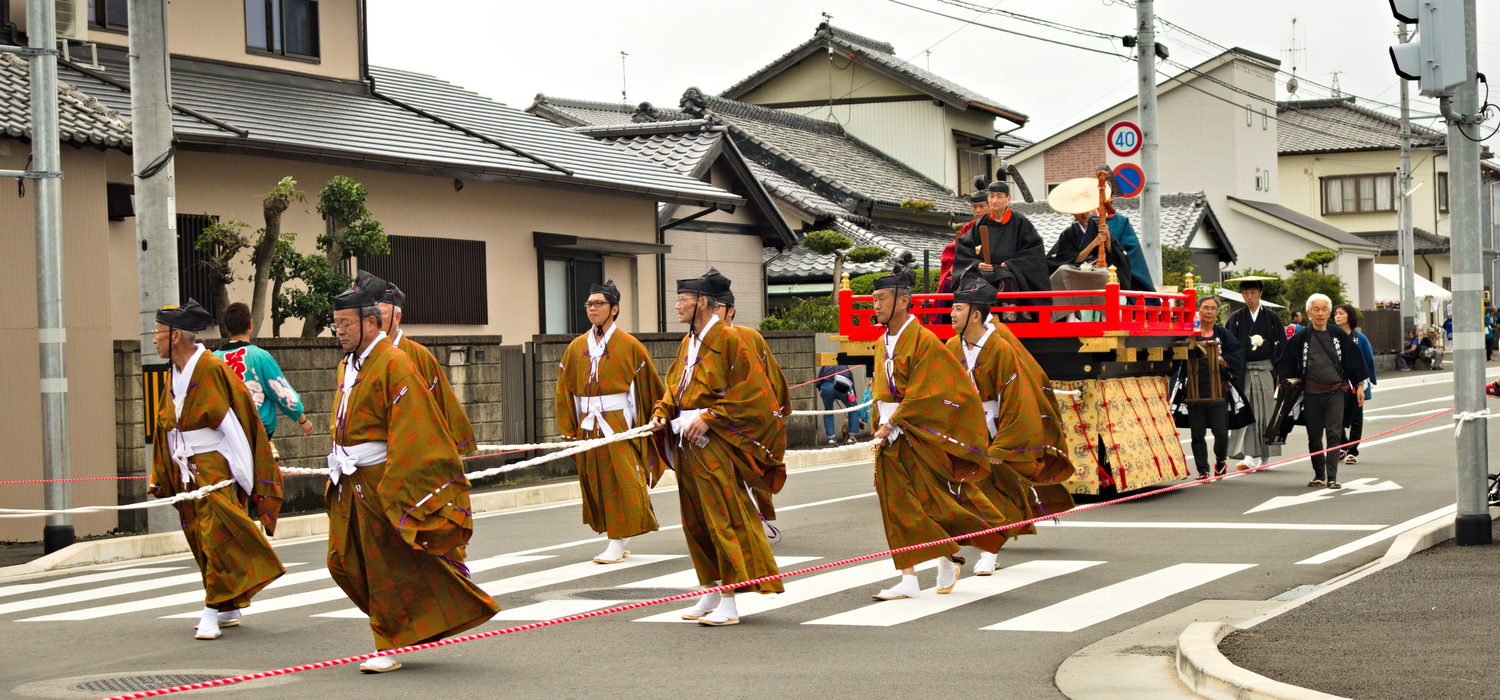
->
[1373,264,1451,304]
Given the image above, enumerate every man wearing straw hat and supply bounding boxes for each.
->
[1225,276,1284,470]
[147,300,284,641]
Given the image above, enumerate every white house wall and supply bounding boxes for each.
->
[663,230,768,327]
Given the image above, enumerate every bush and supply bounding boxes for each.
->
[759,297,840,333]
[1283,270,1346,316]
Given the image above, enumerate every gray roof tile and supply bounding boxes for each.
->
[1352,228,1448,255]
[680,88,968,214]
[1277,97,1442,154]
[0,53,130,149]
[721,22,1027,125]
[526,94,640,127]
[577,120,721,176]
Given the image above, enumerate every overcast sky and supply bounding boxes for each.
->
[367,0,1497,144]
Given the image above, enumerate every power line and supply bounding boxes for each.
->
[932,0,1117,41]
[885,0,1126,58]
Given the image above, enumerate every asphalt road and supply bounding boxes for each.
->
[1,371,1491,700]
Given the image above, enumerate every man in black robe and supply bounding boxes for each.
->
[952,182,1051,308]
[1225,278,1283,469]
[1045,212,1139,290]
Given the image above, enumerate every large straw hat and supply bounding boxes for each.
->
[1047,177,1110,215]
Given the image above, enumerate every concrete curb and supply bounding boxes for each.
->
[0,443,873,580]
[1173,510,1462,700]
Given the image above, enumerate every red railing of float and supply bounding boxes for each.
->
[836,282,1198,341]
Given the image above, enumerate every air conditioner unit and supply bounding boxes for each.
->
[55,0,89,41]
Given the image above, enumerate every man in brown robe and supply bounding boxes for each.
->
[147,300,284,640]
[650,270,785,627]
[554,280,666,563]
[714,285,790,520]
[868,265,1009,601]
[325,274,498,672]
[946,278,1076,574]
[372,276,477,454]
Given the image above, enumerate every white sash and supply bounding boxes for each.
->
[168,345,255,493]
[980,400,1000,438]
[575,391,633,436]
[876,401,904,445]
[326,440,389,484]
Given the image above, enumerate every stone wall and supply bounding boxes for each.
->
[112,335,507,532]
[530,330,820,448]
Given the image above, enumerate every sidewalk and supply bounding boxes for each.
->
[1217,517,1500,699]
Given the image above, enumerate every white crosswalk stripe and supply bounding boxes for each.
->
[0,554,1258,635]
[314,554,686,619]
[496,556,819,622]
[982,563,1255,632]
[804,560,1104,627]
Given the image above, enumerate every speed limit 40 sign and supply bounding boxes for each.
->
[1107,121,1142,157]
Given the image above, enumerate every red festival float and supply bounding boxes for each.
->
[832,262,1202,495]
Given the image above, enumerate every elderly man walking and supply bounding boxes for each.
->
[1276,294,1369,490]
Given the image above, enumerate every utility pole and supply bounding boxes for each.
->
[1135,0,1161,284]
[1397,24,1417,338]
[128,0,180,533]
[11,0,75,553]
[1442,0,1491,546]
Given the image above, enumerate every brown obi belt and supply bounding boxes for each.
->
[1304,380,1347,393]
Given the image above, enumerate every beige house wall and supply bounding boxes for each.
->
[738,57,915,104]
[103,150,662,343]
[0,141,120,541]
[1278,150,1451,239]
[6,0,363,82]
[663,230,768,327]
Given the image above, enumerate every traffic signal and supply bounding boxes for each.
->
[1389,0,1468,97]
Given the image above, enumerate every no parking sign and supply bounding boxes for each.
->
[1111,163,1146,198]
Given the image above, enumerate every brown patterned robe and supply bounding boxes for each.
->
[653,317,784,593]
[730,324,790,518]
[393,329,476,454]
[149,347,284,610]
[873,318,1009,569]
[326,336,498,650]
[554,325,666,539]
[986,321,1077,516]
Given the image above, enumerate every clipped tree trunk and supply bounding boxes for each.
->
[248,195,289,337]
[828,254,845,302]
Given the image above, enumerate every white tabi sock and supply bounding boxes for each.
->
[701,596,739,624]
[596,538,627,562]
[194,607,220,639]
[684,589,722,618]
[974,551,998,575]
[936,557,959,592]
[360,654,400,672]
[874,574,921,600]
[216,608,242,624]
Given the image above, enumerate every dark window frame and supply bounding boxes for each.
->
[537,252,605,335]
[177,214,218,307]
[956,147,995,195]
[1438,172,1450,214]
[1319,173,1397,215]
[87,0,129,31]
[244,0,321,62]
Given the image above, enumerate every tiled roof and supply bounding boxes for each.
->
[525,94,639,127]
[1352,228,1449,256]
[0,53,130,148]
[26,47,739,208]
[721,22,1027,126]
[767,192,1229,282]
[1227,196,1377,249]
[577,120,723,176]
[996,132,1033,160]
[744,158,855,222]
[1277,97,1442,154]
[680,88,968,215]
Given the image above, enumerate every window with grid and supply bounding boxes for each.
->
[244,0,320,59]
[361,235,489,325]
[1320,174,1395,215]
[957,149,994,194]
[1438,172,1449,214]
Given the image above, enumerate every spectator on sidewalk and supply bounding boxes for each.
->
[1276,295,1369,490]
[1443,316,1453,343]
[213,302,313,439]
[1396,330,1421,371]
[813,364,862,444]
[1487,308,1499,361]
[1285,310,1305,339]
[1334,304,1375,465]
[1422,328,1445,369]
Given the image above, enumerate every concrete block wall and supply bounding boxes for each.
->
[531,330,820,448]
[112,335,506,531]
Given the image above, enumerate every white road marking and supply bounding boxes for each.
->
[0,562,304,618]
[982,563,1254,632]
[0,567,179,600]
[314,554,685,618]
[1296,504,1456,565]
[635,559,932,624]
[805,560,1104,628]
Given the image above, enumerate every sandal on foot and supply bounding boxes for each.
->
[1327,481,1343,489]
[1307,480,1326,487]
